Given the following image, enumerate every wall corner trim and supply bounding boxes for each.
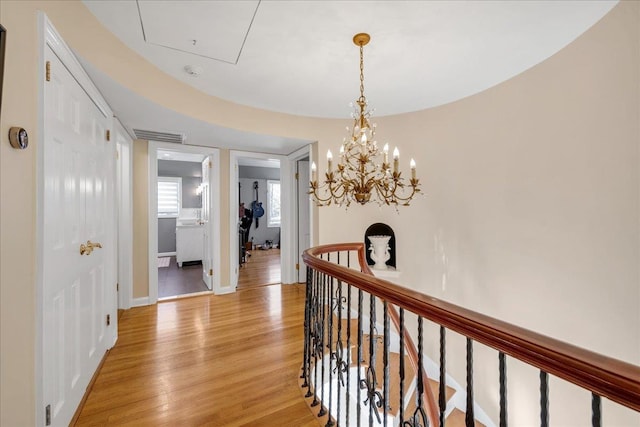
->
[131,297,151,307]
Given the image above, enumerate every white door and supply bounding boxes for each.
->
[297,160,311,282]
[201,157,213,290]
[42,47,116,426]
[116,125,133,309]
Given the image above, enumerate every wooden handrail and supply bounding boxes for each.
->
[303,243,640,414]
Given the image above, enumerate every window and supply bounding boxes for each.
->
[158,177,181,218]
[267,180,281,227]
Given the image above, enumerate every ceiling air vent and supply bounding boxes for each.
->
[132,129,186,144]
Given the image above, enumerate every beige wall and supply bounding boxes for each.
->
[1,0,638,425]
[132,139,149,299]
[317,2,639,424]
[0,1,38,424]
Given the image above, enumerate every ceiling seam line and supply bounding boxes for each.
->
[135,0,147,42]
[234,0,262,65]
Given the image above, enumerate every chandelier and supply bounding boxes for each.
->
[310,33,421,207]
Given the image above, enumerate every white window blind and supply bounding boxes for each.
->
[267,180,281,227]
[158,177,181,218]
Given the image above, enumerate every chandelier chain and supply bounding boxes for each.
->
[359,43,365,104]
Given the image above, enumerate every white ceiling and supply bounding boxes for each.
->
[83,0,617,119]
[79,58,311,155]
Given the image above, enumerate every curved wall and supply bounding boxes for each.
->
[1,1,638,425]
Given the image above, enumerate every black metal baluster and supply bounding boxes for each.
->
[368,294,375,427]
[346,283,352,426]
[326,266,334,425]
[407,316,428,427]
[439,326,446,427]
[301,267,312,387]
[330,277,343,427]
[499,352,507,427]
[311,269,320,405]
[465,338,475,427]
[399,308,405,426]
[357,289,363,427]
[383,301,389,427]
[319,272,327,418]
[591,393,601,427]
[540,371,549,427]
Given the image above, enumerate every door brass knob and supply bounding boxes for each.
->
[80,240,103,255]
[88,241,102,250]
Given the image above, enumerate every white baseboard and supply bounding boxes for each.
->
[132,297,151,307]
[215,285,236,295]
[158,252,176,257]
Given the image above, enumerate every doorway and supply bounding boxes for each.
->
[229,146,312,291]
[156,151,209,298]
[148,142,221,303]
[236,157,282,289]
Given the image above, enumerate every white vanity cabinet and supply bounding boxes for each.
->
[176,223,204,267]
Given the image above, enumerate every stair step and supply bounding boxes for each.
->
[446,408,486,427]
[428,378,456,405]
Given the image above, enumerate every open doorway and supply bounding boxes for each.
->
[229,146,312,291]
[237,157,282,289]
[156,151,210,298]
[148,142,221,303]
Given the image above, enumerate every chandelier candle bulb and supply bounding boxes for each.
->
[311,162,317,182]
[410,159,416,180]
[383,143,389,164]
[393,147,400,174]
[327,150,333,173]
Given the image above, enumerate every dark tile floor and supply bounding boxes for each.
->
[158,256,209,299]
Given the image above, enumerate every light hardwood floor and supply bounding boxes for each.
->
[75,284,318,426]
[237,248,281,289]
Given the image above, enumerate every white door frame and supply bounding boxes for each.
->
[148,142,221,303]
[285,145,313,283]
[36,13,118,426]
[115,120,133,310]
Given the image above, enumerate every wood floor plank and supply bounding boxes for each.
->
[238,248,282,289]
[74,284,318,426]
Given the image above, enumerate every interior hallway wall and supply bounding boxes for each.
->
[132,140,149,299]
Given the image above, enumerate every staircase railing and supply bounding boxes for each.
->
[300,243,640,427]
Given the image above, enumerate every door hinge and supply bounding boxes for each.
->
[295,172,299,180]
[45,404,51,425]
[106,130,111,141]
[209,160,212,168]
[106,314,111,326]
[296,263,300,270]
[116,282,119,292]
[209,268,213,276]
[45,61,51,82]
